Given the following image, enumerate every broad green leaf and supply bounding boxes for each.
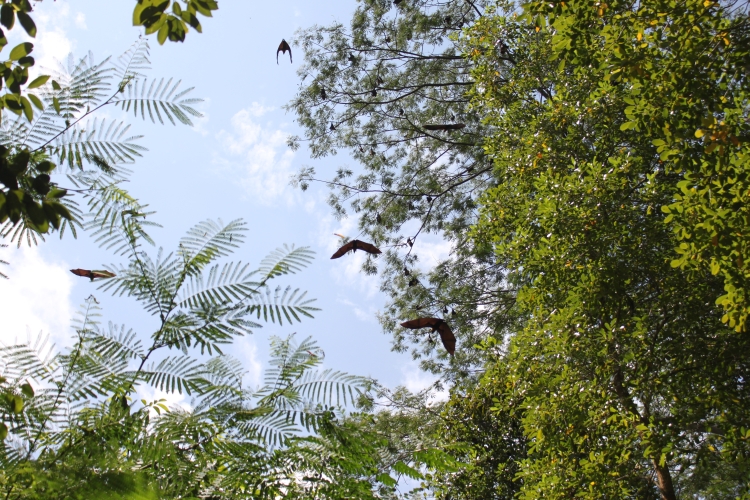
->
[27,74,49,89]
[9,42,33,61]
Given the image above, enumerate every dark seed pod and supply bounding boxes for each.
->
[404,268,410,276]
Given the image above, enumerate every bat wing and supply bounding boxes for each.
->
[277,39,292,64]
[437,322,456,355]
[355,240,382,255]
[70,268,92,279]
[90,270,116,280]
[331,241,355,259]
[400,317,443,330]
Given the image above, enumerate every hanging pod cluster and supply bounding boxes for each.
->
[0,147,72,233]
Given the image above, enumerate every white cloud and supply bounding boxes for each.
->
[0,245,75,349]
[137,385,192,414]
[29,2,76,74]
[74,12,87,30]
[337,298,376,323]
[410,233,453,271]
[234,336,263,389]
[401,363,448,402]
[215,104,297,205]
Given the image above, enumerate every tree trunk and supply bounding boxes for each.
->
[652,460,677,500]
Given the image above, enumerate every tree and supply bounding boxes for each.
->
[0,0,215,252]
[522,0,750,332]
[0,39,200,254]
[290,0,750,497]
[465,4,750,499]
[0,210,415,499]
[289,0,518,377]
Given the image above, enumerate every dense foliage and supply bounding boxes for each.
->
[290,0,750,498]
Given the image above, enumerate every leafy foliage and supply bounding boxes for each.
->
[523,0,750,334]
[0,208,423,498]
[289,0,517,378]
[0,39,201,254]
[289,0,750,498]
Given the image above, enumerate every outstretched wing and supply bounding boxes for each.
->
[70,268,92,279]
[356,240,382,255]
[277,39,292,64]
[400,317,443,329]
[330,241,354,259]
[437,322,456,355]
[90,270,116,280]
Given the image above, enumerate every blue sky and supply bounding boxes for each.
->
[0,0,449,403]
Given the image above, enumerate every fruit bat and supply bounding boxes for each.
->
[70,269,116,281]
[277,39,292,64]
[423,123,466,131]
[400,317,456,355]
[331,240,382,259]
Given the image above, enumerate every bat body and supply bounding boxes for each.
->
[70,269,116,281]
[423,123,466,131]
[277,39,292,64]
[400,317,456,355]
[330,240,382,259]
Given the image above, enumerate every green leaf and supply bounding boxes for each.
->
[9,42,33,61]
[0,5,14,30]
[20,95,33,122]
[27,74,49,89]
[157,23,169,45]
[16,11,36,37]
[12,394,23,413]
[20,382,34,398]
[0,422,6,440]
[28,93,43,110]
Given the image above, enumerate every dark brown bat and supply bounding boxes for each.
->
[70,269,116,281]
[330,240,382,259]
[277,39,292,64]
[400,317,456,355]
[423,123,466,131]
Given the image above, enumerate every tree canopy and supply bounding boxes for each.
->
[289,0,750,498]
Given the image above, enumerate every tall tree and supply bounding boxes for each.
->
[290,0,750,498]
[465,4,750,499]
[523,0,750,332]
[289,0,519,377]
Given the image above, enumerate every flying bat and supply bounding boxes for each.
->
[330,239,382,259]
[277,39,292,64]
[400,317,456,355]
[423,123,466,131]
[70,269,116,281]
